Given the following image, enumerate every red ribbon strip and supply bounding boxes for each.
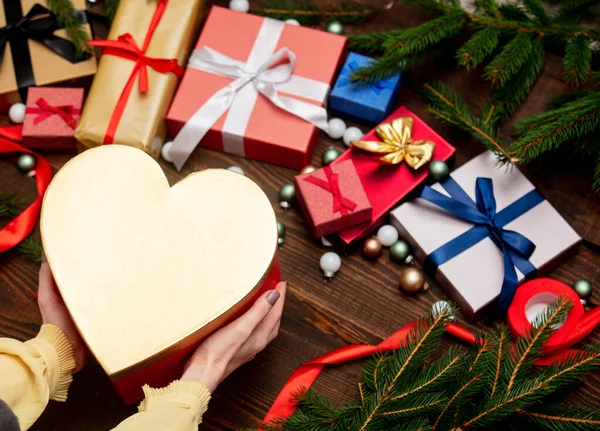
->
[303,165,358,215]
[25,98,81,129]
[87,0,182,145]
[0,127,52,253]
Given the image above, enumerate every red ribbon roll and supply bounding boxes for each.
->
[87,0,183,145]
[26,98,82,129]
[0,127,52,253]
[508,278,600,365]
[303,165,358,215]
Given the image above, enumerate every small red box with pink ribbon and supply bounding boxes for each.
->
[295,159,372,237]
[22,87,83,150]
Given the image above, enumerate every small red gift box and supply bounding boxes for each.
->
[296,160,372,237]
[166,6,346,170]
[333,106,456,244]
[22,87,83,150]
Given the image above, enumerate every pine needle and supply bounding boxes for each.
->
[18,237,43,263]
[45,0,92,56]
[0,192,23,218]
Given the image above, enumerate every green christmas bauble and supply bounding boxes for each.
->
[279,183,295,209]
[429,160,449,181]
[277,221,286,244]
[322,146,341,166]
[572,279,592,300]
[390,240,412,263]
[17,154,36,173]
[326,20,344,35]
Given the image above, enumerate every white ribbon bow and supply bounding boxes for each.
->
[170,18,331,171]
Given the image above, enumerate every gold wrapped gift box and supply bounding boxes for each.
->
[76,0,203,159]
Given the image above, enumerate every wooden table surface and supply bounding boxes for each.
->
[1,1,600,430]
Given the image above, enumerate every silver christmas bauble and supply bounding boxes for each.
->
[279,183,295,209]
[572,279,593,300]
[277,221,286,245]
[377,224,399,247]
[17,154,36,173]
[326,20,344,35]
[343,126,364,147]
[9,103,26,124]
[327,118,346,139]
[161,141,174,163]
[320,252,341,279]
[227,166,245,175]
[229,0,250,13]
[322,146,341,166]
[429,160,449,181]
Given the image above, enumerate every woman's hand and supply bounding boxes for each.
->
[181,281,287,392]
[38,254,87,372]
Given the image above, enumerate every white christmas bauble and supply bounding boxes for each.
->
[321,236,333,247]
[9,103,26,124]
[320,252,341,278]
[285,19,300,26]
[227,166,245,175]
[229,0,250,13]
[161,141,174,163]
[432,300,455,321]
[377,224,399,247]
[327,118,346,140]
[343,126,364,146]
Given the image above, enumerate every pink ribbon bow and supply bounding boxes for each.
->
[304,165,358,215]
[26,98,82,129]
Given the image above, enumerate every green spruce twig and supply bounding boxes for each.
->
[17,237,43,264]
[46,0,91,56]
[105,0,120,22]
[0,192,23,218]
[252,0,389,24]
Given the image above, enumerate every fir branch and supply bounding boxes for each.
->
[483,37,545,123]
[456,27,500,70]
[422,82,514,163]
[0,192,23,218]
[563,35,593,86]
[252,0,388,24]
[509,90,600,162]
[17,237,43,264]
[473,0,502,18]
[46,0,91,56]
[522,0,550,25]
[519,405,600,430]
[483,32,534,86]
[348,30,406,55]
[105,0,120,22]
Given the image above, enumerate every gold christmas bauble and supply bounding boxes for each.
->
[398,267,428,294]
[300,165,317,175]
[362,237,382,259]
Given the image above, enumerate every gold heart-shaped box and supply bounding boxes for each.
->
[41,145,279,403]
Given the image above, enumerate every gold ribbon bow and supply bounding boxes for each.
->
[351,117,436,169]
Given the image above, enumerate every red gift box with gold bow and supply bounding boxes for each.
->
[295,159,372,237]
[22,87,83,150]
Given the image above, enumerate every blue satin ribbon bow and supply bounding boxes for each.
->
[337,61,395,95]
[419,176,545,312]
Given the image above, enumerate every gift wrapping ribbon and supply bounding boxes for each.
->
[26,98,81,129]
[419,176,544,313]
[337,60,396,95]
[261,283,599,426]
[0,126,52,253]
[303,165,357,215]
[170,17,330,171]
[87,0,183,145]
[0,2,91,101]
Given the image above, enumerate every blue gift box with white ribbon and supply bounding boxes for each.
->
[329,52,402,124]
[390,151,581,320]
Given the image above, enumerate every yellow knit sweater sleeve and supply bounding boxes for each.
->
[0,324,75,430]
[112,381,212,431]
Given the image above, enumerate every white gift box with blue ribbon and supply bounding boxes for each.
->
[390,151,581,319]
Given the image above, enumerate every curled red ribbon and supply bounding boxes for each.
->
[87,0,183,145]
[0,126,52,253]
[26,98,82,129]
[303,165,358,215]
